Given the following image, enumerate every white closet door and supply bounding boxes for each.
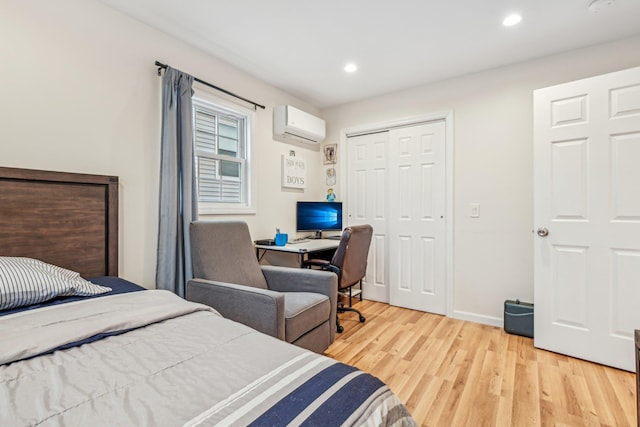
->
[347,131,390,303]
[388,121,447,314]
[534,66,640,371]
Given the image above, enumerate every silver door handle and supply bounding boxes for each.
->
[537,227,549,237]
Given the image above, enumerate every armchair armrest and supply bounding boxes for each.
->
[186,279,285,340]
[262,265,337,296]
[261,266,338,343]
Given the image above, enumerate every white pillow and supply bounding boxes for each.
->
[0,257,112,310]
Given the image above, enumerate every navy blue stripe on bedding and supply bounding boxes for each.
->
[0,276,144,317]
[248,362,386,427]
[51,328,136,353]
[248,363,358,427]
[87,276,146,292]
[302,371,386,426]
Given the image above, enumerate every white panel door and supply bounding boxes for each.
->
[347,131,390,303]
[388,121,447,314]
[534,66,640,371]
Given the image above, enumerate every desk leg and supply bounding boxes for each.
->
[256,248,267,263]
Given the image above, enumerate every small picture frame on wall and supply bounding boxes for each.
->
[326,167,336,186]
[323,144,337,164]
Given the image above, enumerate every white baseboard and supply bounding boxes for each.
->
[452,310,503,328]
[363,300,505,329]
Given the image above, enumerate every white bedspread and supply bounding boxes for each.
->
[0,290,218,365]
[0,290,416,426]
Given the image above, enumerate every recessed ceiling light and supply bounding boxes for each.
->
[503,14,522,27]
[344,63,358,73]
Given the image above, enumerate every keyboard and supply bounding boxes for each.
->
[326,235,342,240]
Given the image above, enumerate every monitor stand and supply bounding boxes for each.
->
[310,230,323,239]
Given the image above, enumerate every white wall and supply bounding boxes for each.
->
[0,0,326,288]
[3,0,639,324]
[321,36,640,324]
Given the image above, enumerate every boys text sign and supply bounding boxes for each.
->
[282,155,306,189]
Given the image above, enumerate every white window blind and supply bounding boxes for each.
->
[193,98,251,210]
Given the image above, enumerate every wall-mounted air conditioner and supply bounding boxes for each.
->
[273,105,326,145]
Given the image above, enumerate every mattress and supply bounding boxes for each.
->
[0,279,416,426]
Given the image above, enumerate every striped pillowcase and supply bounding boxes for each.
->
[0,257,111,310]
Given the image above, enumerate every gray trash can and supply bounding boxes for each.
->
[504,299,534,338]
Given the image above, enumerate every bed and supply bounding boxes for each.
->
[0,167,416,427]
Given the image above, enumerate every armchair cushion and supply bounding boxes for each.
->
[283,292,330,343]
[262,265,337,344]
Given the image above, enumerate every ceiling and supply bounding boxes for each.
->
[99,0,640,108]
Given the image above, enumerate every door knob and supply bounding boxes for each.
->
[536,227,549,237]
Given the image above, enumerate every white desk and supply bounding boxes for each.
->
[255,239,340,267]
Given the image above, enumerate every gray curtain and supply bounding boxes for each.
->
[156,67,197,297]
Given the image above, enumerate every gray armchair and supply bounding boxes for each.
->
[186,221,337,353]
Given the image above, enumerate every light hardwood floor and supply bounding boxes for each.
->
[325,300,637,427]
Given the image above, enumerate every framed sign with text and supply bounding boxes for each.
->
[281,154,306,189]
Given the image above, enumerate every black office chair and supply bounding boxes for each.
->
[304,224,373,333]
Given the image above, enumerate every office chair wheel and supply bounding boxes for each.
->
[359,315,366,323]
[337,324,344,333]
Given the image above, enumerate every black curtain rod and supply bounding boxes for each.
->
[155,60,265,110]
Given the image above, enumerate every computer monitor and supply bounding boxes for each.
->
[296,201,343,235]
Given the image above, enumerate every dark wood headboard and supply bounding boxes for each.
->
[0,167,118,277]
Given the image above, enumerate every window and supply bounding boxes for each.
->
[192,94,255,214]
